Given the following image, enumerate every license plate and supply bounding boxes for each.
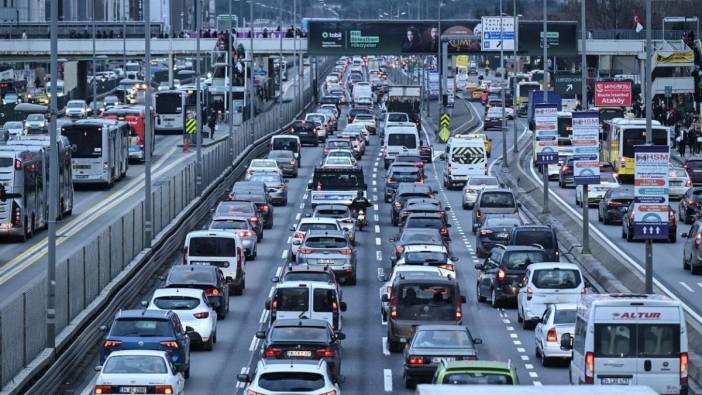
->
[600,377,631,385]
[431,357,456,363]
[192,261,210,265]
[119,387,147,394]
[318,259,335,264]
[287,350,312,357]
[496,232,509,238]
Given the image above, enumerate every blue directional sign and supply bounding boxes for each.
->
[533,104,559,165]
[633,145,670,241]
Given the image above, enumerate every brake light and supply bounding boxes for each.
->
[687,179,693,187]
[394,202,401,209]
[102,340,122,348]
[246,168,252,175]
[415,162,424,168]
[94,385,113,394]
[669,210,675,223]
[316,347,336,357]
[546,327,558,343]
[695,234,702,249]
[585,352,595,384]
[440,227,449,236]
[526,287,533,301]
[324,148,330,155]
[299,247,313,254]
[14,159,21,170]
[239,230,252,238]
[607,200,623,207]
[289,160,296,165]
[465,188,476,194]
[205,288,222,297]
[562,165,570,173]
[263,346,283,357]
[260,205,269,213]
[386,179,397,184]
[479,229,493,236]
[339,248,352,255]
[249,216,259,222]
[407,356,426,365]
[160,341,180,348]
[193,311,209,319]
[688,199,697,206]
[681,352,689,385]
[476,210,481,218]
[316,182,322,191]
[12,203,21,226]
[497,269,506,283]
[439,264,454,271]
[155,386,174,395]
[390,296,398,319]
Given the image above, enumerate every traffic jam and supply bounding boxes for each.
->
[90,56,690,395]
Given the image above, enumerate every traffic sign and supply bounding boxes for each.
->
[633,145,669,240]
[185,117,197,135]
[554,73,582,97]
[446,77,455,108]
[439,113,451,143]
[572,111,600,185]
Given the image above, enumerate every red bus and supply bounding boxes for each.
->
[101,106,154,162]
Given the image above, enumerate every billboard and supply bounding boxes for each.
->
[594,81,632,106]
[633,145,669,240]
[571,111,600,185]
[481,16,516,51]
[533,103,559,165]
[307,19,577,56]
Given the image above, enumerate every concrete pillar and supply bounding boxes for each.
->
[76,60,89,100]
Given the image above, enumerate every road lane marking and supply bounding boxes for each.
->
[513,340,522,345]
[295,212,301,220]
[373,204,378,210]
[510,333,518,338]
[533,381,543,386]
[372,180,376,186]
[372,194,378,201]
[680,282,695,293]
[524,363,534,370]
[375,237,381,245]
[374,214,379,222]
[517,347,526,353]
[521,355,530,361]
[259,309,269,324]
[303,192,308,199]
[299,202,305,209]
[382,337,390,356]
[275,266,283,277]
[376,251,382,261]
[529,372,538,378]
[248,336,259,351]
[281,249,288,259]
[383,369,393,392]
[374,225,380,233]
[502,319,510,324]
[506,326,514,331]
[268,287,274,298]
[286,236,291,244]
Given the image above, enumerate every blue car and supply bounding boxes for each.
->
[99,309,192,378]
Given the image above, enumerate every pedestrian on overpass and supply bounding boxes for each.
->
[689,127,700,155]
[677,125,687,157]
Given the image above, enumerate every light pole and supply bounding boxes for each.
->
[513,3,520,154]
[541,0,550,214]
[195,0,203,193]
[644,0,653,294]
[249,0,255,142]
[500,3,507,171]
[47,0,59,350]
[279,0,283,128]
[143,0,153,246]
[91,1,97,114]
[228,1,235,160]
[580,0,590,254]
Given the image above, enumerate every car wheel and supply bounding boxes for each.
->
[603,215,610,225]
[476,283,486,302]
[535,345,541,358]
[523,317,534,330]
[213,330,217,344]
[403,374,416,389]
[203,335,214,351]
[685,214,693,225]
[679,208,685,222]
[517,308,523,323]
[347,272,357,286]
[670,233,677,243]
[626,227,633,242]
[387,335,403,353]
[541,349,550,367]
[558,180,564,188]
[183,364,190,379]
[490,288,499,308]
[684,257,690,271]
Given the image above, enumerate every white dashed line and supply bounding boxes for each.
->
[502,319,510,324]
[259,309,269,324]
[376,251,383,261]
[375,237,382,245]
[281,249,288,259]
[303,192,308,199]
[268,287,274,298]
[374,204,379,210]
[382,337,390,356]
[510,333,518,339]
[383,369,393,392]
[517,347,526,353]
[680,282,695,293]
[513,340,522,345]
[372,180,377,186]
[506,326,514,331]
[524,364,534,370]
[529,372,539,378]
[374,225,381,233]
[521,355,530,361]
[373,187,378,193]
[236,367,249,388]
[533,381,543,386]
[299,202,305,209]
[248,336,259,351]
[275,266,283,277]
[295,213,301,221]
[374,214,379,222]
[287,236,291,244]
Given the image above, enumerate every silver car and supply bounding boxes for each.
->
[312,204,356,244]
[669,165,691,200]
[267,150,298,177]
[534,303,577,365]
[296,229,357,285]
[25,114,47,131]
[3,121,24,136]
[248,173,288,206]
[208,215,258,259]
[462,176,500,209]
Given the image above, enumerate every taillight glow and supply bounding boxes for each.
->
[160,341,180,348]
[193,311,209,319]
[339,248,352,255]
[546,327,558,343]
[239,230,252,238]
[155,385,174,395]
[316,348,336,357]
[298,247,313,254]
[94,385,112,394]
[585,351,595,384]
[526,287,533,301]
[681,352,689,385]
[263,346,283,357]
[205,288,222,297]
[395,245,404,254]
[480,229,493,236]
[497,269,506,283]
[103,340,122,348]
[407,356,426,365]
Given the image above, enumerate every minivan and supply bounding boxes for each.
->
[183,230,246,295]
[517,262,584,329]
[270,135,301,164]
[265,281,347,331]
[561,294,688,395]
[384,125,420,169]
[471,189,520,233]
[509,225,560,262]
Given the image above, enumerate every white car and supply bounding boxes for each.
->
[65,99,89,118]
[147,288,218,350]
[344,123,370,142]
[245,159,281,179]
[462,176,500,209]
[323,156,356,168]
[378,265,450,322]
[3,121,25,136]
[669,165,692,200]
[326,149,357,166]
[288,217,343,260]
[25,114,47,130]
[94,350,185,395]
[574,172,619,207]
[392,244,459,272]
[518,262,585,329]
[534,303,577,366]
[238,360,342,395]
[306,112,332,134]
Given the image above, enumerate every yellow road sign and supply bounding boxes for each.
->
[439,112,451,143]
[185,118,197,135]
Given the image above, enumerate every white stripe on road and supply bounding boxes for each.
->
[281,249,288,259]
[372,180,377,186]
[295,212,301,220]
[510,333,518,339]
[375,237,382,245]
[249,337,259,351]
[521,355,530,361]
[303,192,308,199]
[374,225,380,233]
[268,287,275,298]
[506,326,514,331]
[533,381,543,386]
[513,340,522,345]
[383,369,393,392]
[376,251,383,261]
[286,236,291,244]
[529,372,539,378]
[680,282,695,293]
[524,363,534,370]
[374,214,379,222]
[517,347,526,353]
[382,337,390,356]
[259,309,269,324]
[299,202,305,209]
[275,266,283,277]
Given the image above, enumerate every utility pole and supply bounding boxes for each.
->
[580,0,590,254]
[122,17,126,72]
[143,0,153,246]
[437,3,442,123]
[195,0,203,193]
[512,0,519,154]
[249,0,255,142]
[500,1,507,170]
[91,0,97,114]
[279,0,283,129]
[644,0,653,294]
[541,0,550,214]
[228,0,234,160]
[46,0,58,350]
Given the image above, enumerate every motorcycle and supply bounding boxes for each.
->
[356,209,367,230]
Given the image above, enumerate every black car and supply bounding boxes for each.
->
[347,107,373,123]
[508,225,560,262]
[475,245,550,308]
[622,202,676,242]
[164,265,230,318]
[684,158,702,185]
[256,319,345,379]
[385,166,423,202]
[475,214,523,257]
[400,210,451,239]
[215,200,263,240]
[679,187,702,224]
[391,228,450,262]
[393,154,425,177]
[391,183,436,226]
[290,120,319,146]
[598,186,634,225]
[402,325,481,388]
[230,192,274,229]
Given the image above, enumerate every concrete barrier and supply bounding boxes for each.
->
[67,249,85,319]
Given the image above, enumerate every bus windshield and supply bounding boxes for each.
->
[599,108,624,125]
[557,116,573,142]
[622,128,668,157]
[156,93,183,114]
[62,126,102,158]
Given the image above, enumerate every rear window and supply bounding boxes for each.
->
[388,133,417,148]
[400,231,442,244]
[479,192,515,208]
[531,269,581,289]
[387,114,408,122]
[167,269,215,284]
[298,223,338,232]
[305,237,347,248]
[268,150,294,158]
[442,372,513,385]
[512,230,555,250]
[396,283,456,321]
[258,373,325,392]
[554,309,577,325]
[210,219,248,230]
[686,160,702,169]
[111,319,174,337]
[216,201,254,215]
[270,326,330,342]
[189,237,236,257]
[404,251,448,264]
[413,330,471,348]
[276,288,309,311]
[504,251,548,270]
[396,155,421,163]
[153,296,200,310]
[103,355,168,374]
[594,323,680,358]
[405,217,443,229]
[484,217,521,228]
[316,209,348,218]
[391,171,420,182]
[313,289,336,312]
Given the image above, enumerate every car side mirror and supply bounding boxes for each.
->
[334,375,346,385]
[289,225,296,231]
[444,206,451,211]
[336,331,346,340]
[474,263,484,270]
[451,256,460,262]
[140,300,148,307]
[158,275,166,282]
[237,373,251,383]
[255,330,266,339]
[271,276,280,283]
[99,324,108,332]
[517,202,522,208]
[265,299,271,310]
[381,294,390,303]
[560,333,573,351]
[460,295,467,304]
[682,232,689,238]
[340,301,348,312]
[94,365,103,372]
[446,224,452,228]
[307,181,312,190]
[473,337,483,345]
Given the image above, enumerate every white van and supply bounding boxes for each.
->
[183,230,246,295]
[517,262,585,328]
[353,83,372,101]
[441,136,487,188]
[265,281,347,330]
[383,123,419,168]
[562,294,688,395]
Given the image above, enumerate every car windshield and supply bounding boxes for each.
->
[110,319,174,337]
[67,102,83,108]
[479,192,515,208]
[468,177,499,186]
[153,296,200,310]
[258,372,326,392]
[413,330,471,348]
[532,269,581,289]
[305,237,347,249]
[388,133,417,148]
[442,372,514,385]
[396,283,456,321]
[188,237,236,257]
[103,355,168,374]
[210,219,248,230]
[270,326,330,342]
[276,288,309,311]
[251,160,277,168]
[554,309,577,325]
[513,230,554,250]
[504,251,548,270]
[27,114,43,121]
[326,157,352,165]
[600,173,617,183]
[5,122,21,128]
[404,251,447,264]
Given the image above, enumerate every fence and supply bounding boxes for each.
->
[0,57,334,393]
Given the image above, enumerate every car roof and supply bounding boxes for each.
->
[499,245,546,252]
[513,225,553,232]
[276,280,336,289]
[550,303,578,311]
[116,309,172,319]
[299,217,338,224]
[396,276,455,286]
[271,318,330,328]
[441,360,516,371]
[305,229,347,237]
[405,207,442,213]
[415,324,467,331]
[152,287,204,299]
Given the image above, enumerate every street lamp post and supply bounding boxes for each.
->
[580,0,590,254]
[47,0,59,350]
[195,0,203,193]
[228,0,235,160]
[91,2,97,114]
[143,0,153,246]
[644,0,653,294]
[500,2,507,171]
[541,0,550,214]
[513,1,520,154]
[249,0,255,142]
[123,17,127,72]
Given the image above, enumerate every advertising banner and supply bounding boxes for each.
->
[571,111,600,185]
[481,16,516,51]
[594,81,632,107]
[633,145,670,240]
[515,22,578,56]
[533,104,559,165]
[446,77,455,108]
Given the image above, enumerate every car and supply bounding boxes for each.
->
[400,212,451,241]
[326,149,357,166]
[475,214,523,257]
[267,150,298,177]
[471,189,520,233]
[256,319,345,379]
[229,192,274,229]
[215,200,263,240]
[288,217,343,260]
[208,215,258,259]
[323,155,356,169]
[393,243,458,272]
[534,303,577,366]
[678,186,702,224]
[684,158,702,185]
[391,183,436,226]
[182,229,247,296]
[245,158,281,179]
[462,176,500,209]
[558,157,576,188]
[296,229,357,285]
[391,228,450,262]
[484,107,505,130]
[432,360,519,385]
[508,225,560,262]
[622,202,676,242]
[3,121,24,136]
[574,171,619,207]
[670,165,692,200]
[517,262,584,329]
[65,99,90,118]
[682,219,702,273]
[347,107,373,124]
[274,264,343,301]
[164,265,231,316]
[324,138,355,158]
[598,186,635,224]
[94,350,185,395]
[230,180,268,198]
[402,325,482,388]
[343,123,370,142]
[99,310,191,378]
[103,95,120,109]
[248,172,288,206]
[146,288,218,350]
[265,280,346,330]
[546,153,573,181]
[352,113,377,134]
[393,153,425,177]
[238,360,343,395]
[379,265,449,321]
[419,138,433,163]
[475,245,551,308]
[290,120,319,146]
[2,92,20,106]
[337,130,366,155]
[385,166,423,202]
[305,112,332,138]
[25,113,47,131]
[311,204,356,244]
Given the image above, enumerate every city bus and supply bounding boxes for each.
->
[101,105,154,162]
[557,111,573,147]
[0,144,47,240]
[515,81,542,116]
[8,134,74,219]
[602,117,670,183]
[61,119,129,187]
[591,106,625,141]
[155,90,187,134]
